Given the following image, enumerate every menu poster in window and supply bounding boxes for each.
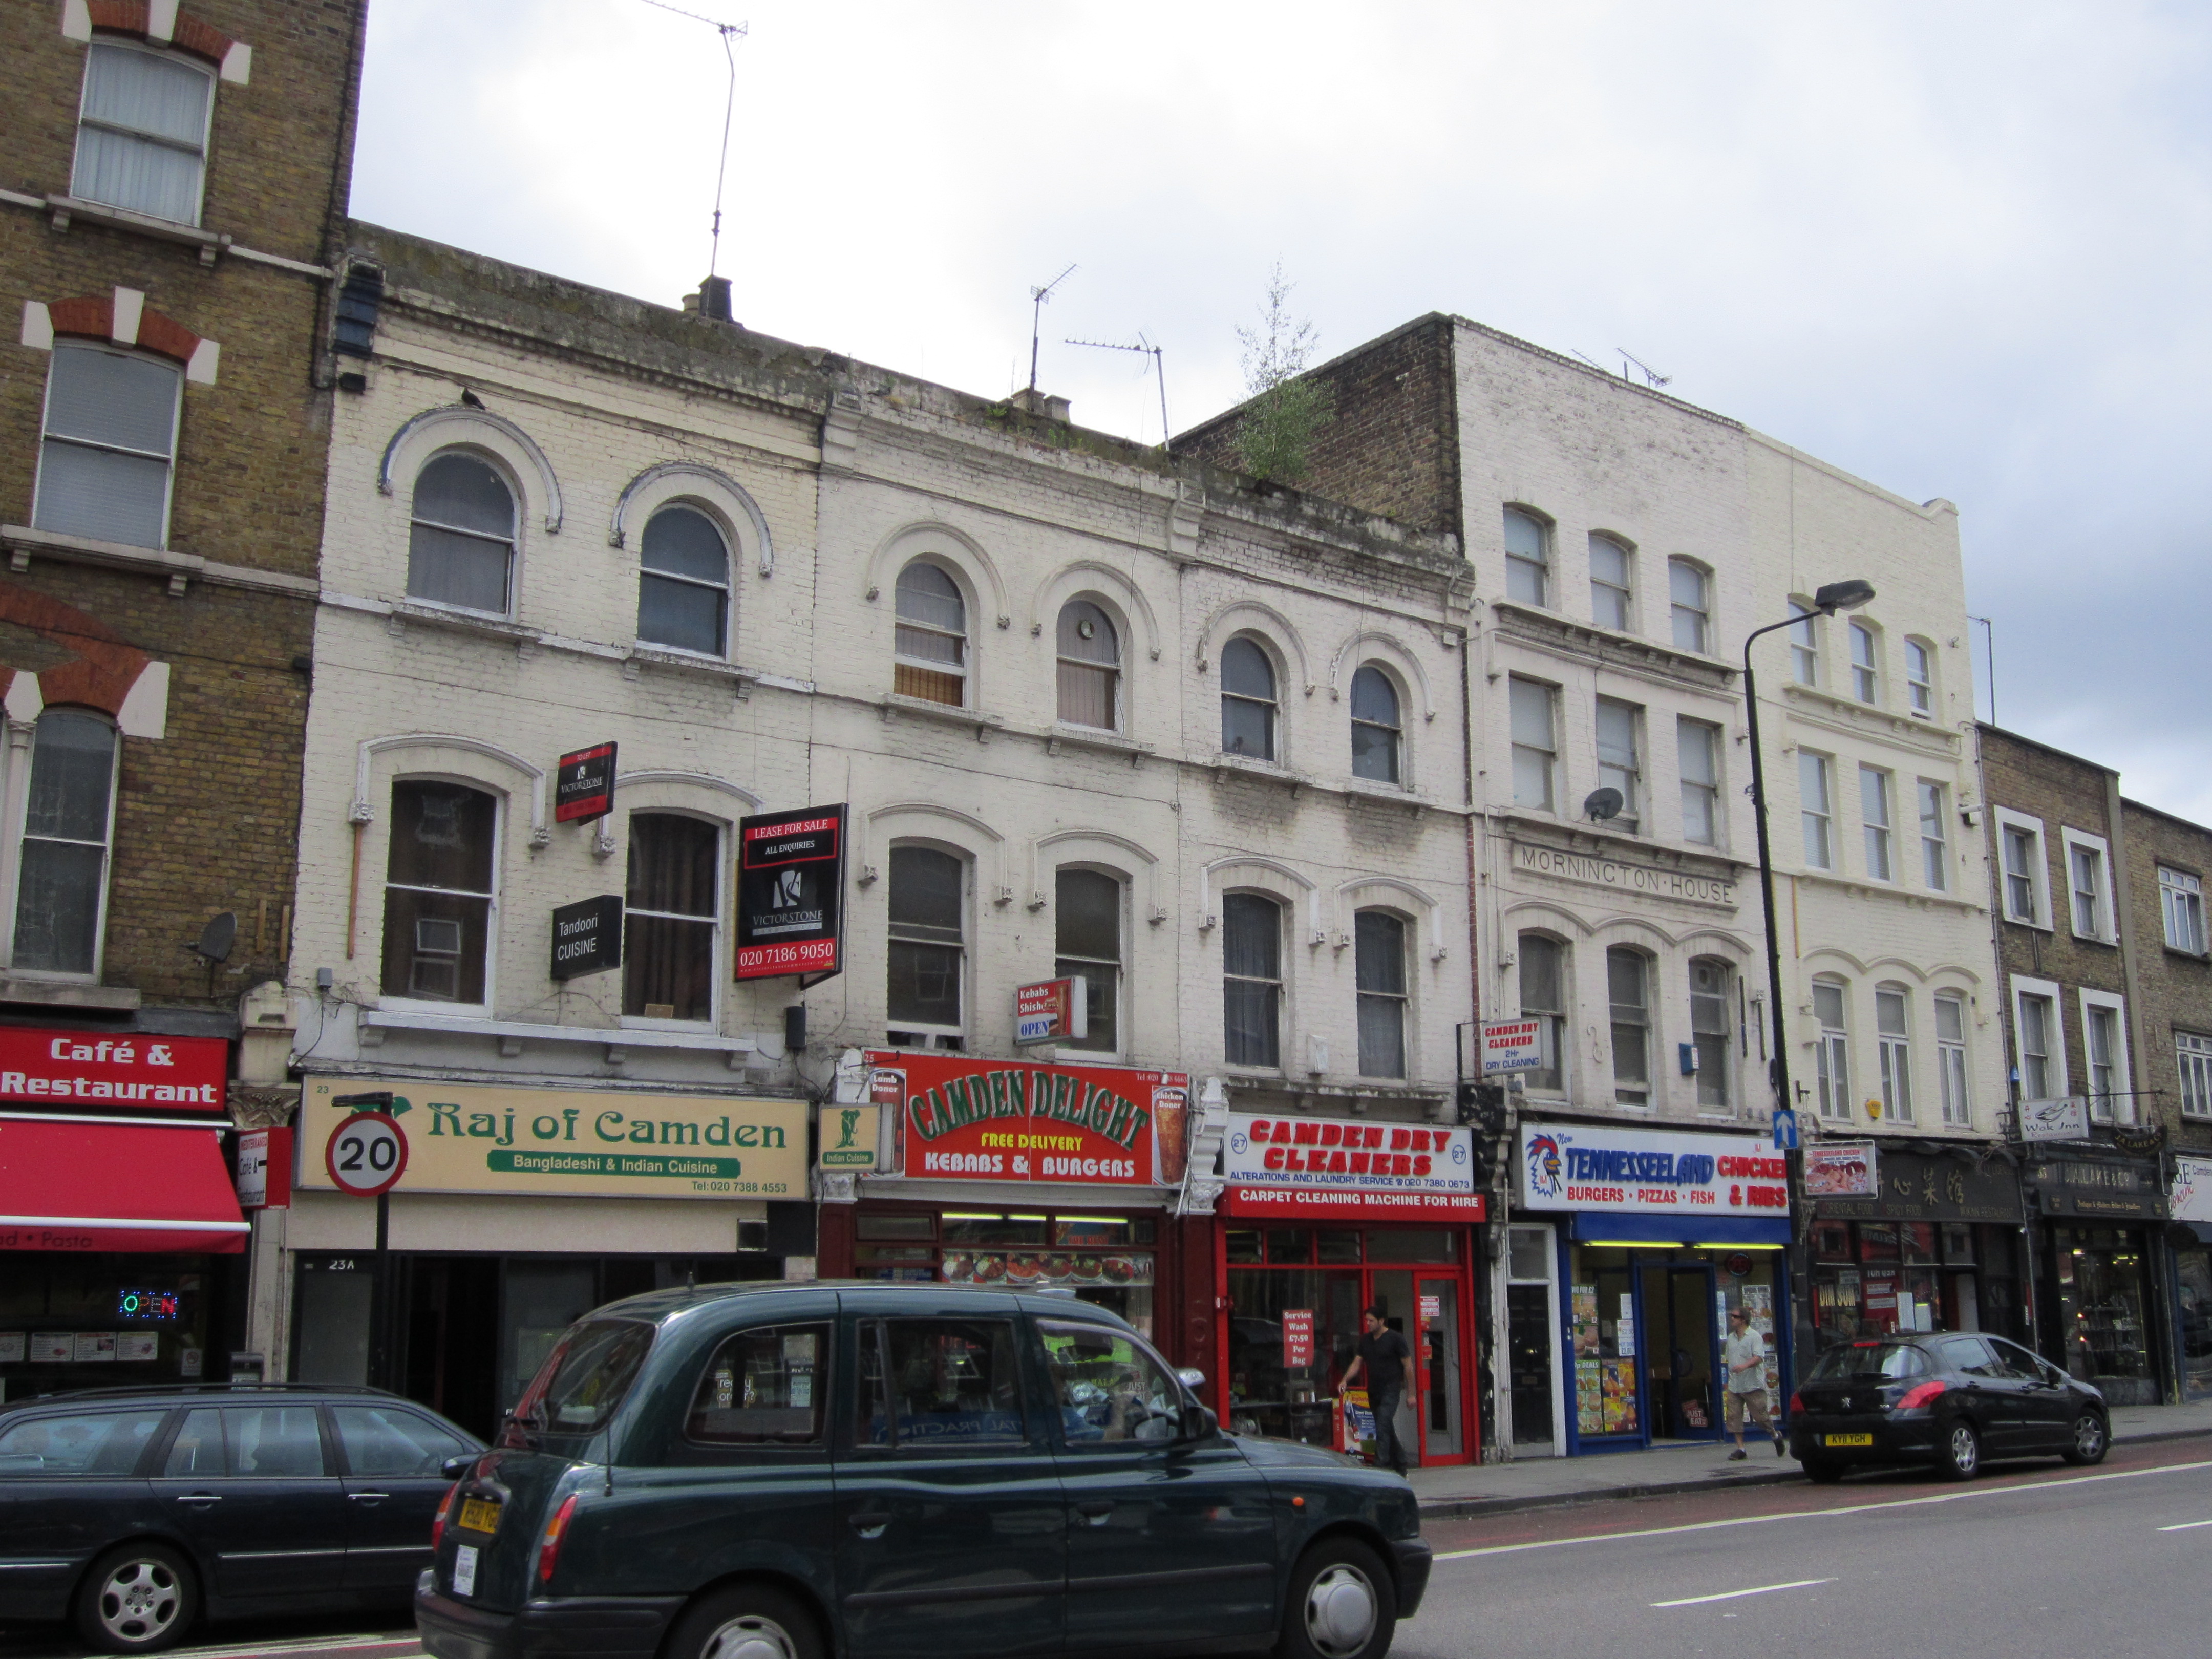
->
[0,1332,22,1362]
[1283,1308,1315,1369]
[117,1332,158,1363]
[31,1332,71,1364]
[1577,1358,1603,1435]
[735,805,846,982]
[75,1332,116,1363]
[1571,1285,1599,1357]
[868,1051,1176,1187]
[1614,1293,1637,1357]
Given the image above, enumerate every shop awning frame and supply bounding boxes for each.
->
[0,1115,248,1253]
[1570,1214,1792,1248]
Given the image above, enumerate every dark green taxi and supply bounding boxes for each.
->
[415,1282,1429,1659]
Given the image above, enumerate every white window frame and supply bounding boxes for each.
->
[1994,808,2051,929]
[1813,977,1851,1121]
[378,778,502,1019]
[33,341,184,552]
[1677,716,1721,848]
[2009,974,2067,1103]
[1800,751,1834,870]
[407,448,521,620]
[2,710,124,981]
[71,39,217,227]
[620,811,725,1032]
[885,841,970,1049]
[1594,696,1642,834]
[1788,601,1819,687]
[1917,779,1949,891]
[2060,829,2114,943]
[634,504,733,661]
[1933,990,1972,1127]
[1588,533,1633,632]
[1606,945,1652,1108]
[1904,638,1935,718]
[1504,508,1551,608]
[1848,621,1880,705]
[1860,765,1894,882]
[2078,989,2132,1125]
[2177,1031,2212,1120]
[1668,559,1711,655]
[892,560,971,710]
[1875,984,1915,1125]
[2160,866,2206,956]
[1508,676,1558,813]
[1055,864,1126,1059]
[1517,932,1570,1097]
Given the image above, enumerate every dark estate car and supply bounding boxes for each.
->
[416,1282,1431,1659]
[0,1382,482,1652]
[1789,1331,2109,1482]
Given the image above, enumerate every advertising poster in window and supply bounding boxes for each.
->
[1803,1141,1878,1198]
[2173,1157,2212,1223]
[735,805,846,982]
[864,1051,1180,1187]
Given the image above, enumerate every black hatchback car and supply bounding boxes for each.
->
[416,1281,1431,1659]
[1788,1331,2109,1482]
[0,1382,482,1653]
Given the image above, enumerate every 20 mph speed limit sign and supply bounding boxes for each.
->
[324,1111,409,1197]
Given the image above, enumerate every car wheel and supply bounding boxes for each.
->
[1278,1538,1398,1659]
[1801,1458,1846,1485]
[1940,1420,1980,1481]
[2062,1411,2109,1467]
[666,1582,822,1659]
[74,1542,198,1654]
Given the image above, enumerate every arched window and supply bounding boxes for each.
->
[409,451,516,613]
[1589,534,1632,630]
[73,42,214,225]
[1056,601,1120,730]
[1876,984,1913,1123]
[1355,909,1408,1078]
[624,813,720,1023]
[11,711,119,975]
[1220,637,1277,760]
[1504,509,1549,606]
[1055,867,1121,1053]
[1350,665,1401,783]
[637,505,729,655]
[894,562,966,707]
[381,780,498,1006]
[1606,947,1650,1105]
[1669,559,1710,653]
[34,343,182,550]
[1222,892,1283,1067]
[1814,979,1851,1119]
[1517,932,1566,1092]
[887,845,965,1044]
[1689,958,1732,1109]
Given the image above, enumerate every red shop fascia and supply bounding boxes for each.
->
[816,1052,1207,1362]
[1205,1110,1488,1466]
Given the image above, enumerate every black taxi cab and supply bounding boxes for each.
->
[416,1281,1430,1659]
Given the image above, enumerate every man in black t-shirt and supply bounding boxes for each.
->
[1338,1304,1413,1475]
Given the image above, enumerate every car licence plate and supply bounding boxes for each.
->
[458,1496,502,1534]
[1824,1433,1874,1447]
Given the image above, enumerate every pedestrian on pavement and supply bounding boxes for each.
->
[1339,1305,1413,1476]
[1722,1306,1782,1460]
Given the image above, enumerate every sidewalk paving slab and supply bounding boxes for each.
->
[1405,1395,2212,1520]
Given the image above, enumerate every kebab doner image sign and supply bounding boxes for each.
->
[867,1051,1189,1187]
[736,804,846,981]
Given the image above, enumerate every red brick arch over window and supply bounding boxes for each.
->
[83,3,239,70]
[45,295,202,368]
[0,582,156,721]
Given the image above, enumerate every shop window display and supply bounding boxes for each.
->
[2053,1226,2153,1398]
[853,1209,1156,1335]
[2178,1246,2212,1401]
[0,1255,214,1397]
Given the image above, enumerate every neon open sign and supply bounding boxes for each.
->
[116,1289,181,1322]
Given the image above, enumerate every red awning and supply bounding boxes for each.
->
[0,1116,248,1253]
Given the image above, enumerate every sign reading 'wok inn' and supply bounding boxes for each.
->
[1512,841,1738,909]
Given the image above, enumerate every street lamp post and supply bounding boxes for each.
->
[1740,579,1874,1385]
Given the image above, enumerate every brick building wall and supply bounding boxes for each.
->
[2118,798,2212,1158]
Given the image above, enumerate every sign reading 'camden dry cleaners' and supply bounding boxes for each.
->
[298,1079,808,1199]
[1513,841,1737,908]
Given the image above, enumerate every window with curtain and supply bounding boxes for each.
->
[11,711,118,975]
[408,452,516,613]
[1788,601,1818,685]
[1936,993,1971,1126]
[636,505,729,655]
[2016,992,2056,1099]
[34,343,181,550]
[1589,535,1632,630]
[1220,638,1277,760]
[1905,639,1934,715]
[1056,601,1120,730]
[1669,560,1710,653]
[1354,910,1407,1078]
[1595,698,1641,831]
[381,781,497,1006]
[1849,623,1879,703]
[1690,958,1731,1109]
[1504,509,1549,606]
[1814,980,1850,1119]
[1607,948,1649,1105]
[1876,986,1913,1123]
[1349,665,1400,783]
[71,42,213,224]
[1509,677,1556,810]
[893,562,967,706]
[1222,892,1282,1067]
[1800,753,1833,869]
[1919,781,1948,890]
[1861,767,1894,881]
[1518,933,1566,1093]
[1678,717,1719,846]
[887,846,965,1041]
[1055,867,1120,1053]
[623,814,719,1022]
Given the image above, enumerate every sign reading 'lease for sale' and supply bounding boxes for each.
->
[736,804,846,981]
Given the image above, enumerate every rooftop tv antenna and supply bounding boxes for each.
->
[1616,348,1671,389]
[1027,264,1077,394]
[639,0,750,278]
[1066,332,1169,445]
[1569,348,1608,372]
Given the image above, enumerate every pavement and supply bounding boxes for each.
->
[1405,1394,2212,1519]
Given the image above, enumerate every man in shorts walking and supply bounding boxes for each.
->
[1723,1306,1782,1459]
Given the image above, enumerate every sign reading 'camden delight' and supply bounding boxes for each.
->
[1513,842,1737,908]
[867,1052,1184,1186]
[297,1079,808,1199]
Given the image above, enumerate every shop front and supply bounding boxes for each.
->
[815,1052,1192,1347]
[2025,1147,2168,1406]
[2173,1157,2212,1402]
[1803,1143,2029,1351]
[1210,1111,1484,1467]
[0,1029,244,1401]
[288,1077,810,1439]
[1512,1121,1793,1456]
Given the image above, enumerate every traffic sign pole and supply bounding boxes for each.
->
[328,1093,407,1390]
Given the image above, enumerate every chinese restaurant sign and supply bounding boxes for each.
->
[298,1078,807,1199]
[1814,1149,2022,1225]
[866,1052,1186,1186]
[0,1028,227,1112]
[1516,1122,1786,1216]
[736,805,846,981]
[1222,1113,1484,1220]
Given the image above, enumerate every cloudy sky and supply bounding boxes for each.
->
[352,1,2212,818]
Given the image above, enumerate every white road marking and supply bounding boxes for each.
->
[1431,1456,2212,1562]
[176,1639,419,1659]
[2156,1519,2212,1531]
[1652,1577,1836,1607]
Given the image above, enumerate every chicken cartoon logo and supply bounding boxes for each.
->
[1525,1133,1564,1200]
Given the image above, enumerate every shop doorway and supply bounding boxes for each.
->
[1635,1263,1719,1441]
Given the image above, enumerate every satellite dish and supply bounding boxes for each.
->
[1583,788,1625,822]
[195,911,237,964]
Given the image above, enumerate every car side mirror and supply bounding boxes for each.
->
[1175,1405,1218,1444]
[440,1454,475,1481]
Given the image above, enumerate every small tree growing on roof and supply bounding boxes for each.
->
[1232,261,1335,485]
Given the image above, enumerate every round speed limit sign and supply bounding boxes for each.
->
[324,1111,409,1197]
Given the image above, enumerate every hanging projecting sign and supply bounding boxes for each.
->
[550,895,623,981]
[2019,1096,2090,1143]
[233,1128,291,1210]
[1516,1122,1786,1216]
[867,1051,1184,1186]
[1479,1019,1544,1075]
[0,1028,228,1112]
[735,805,846,981]
[554,742,616,823]
[1015,977,1087,1046]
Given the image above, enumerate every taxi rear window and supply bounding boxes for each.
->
[512,1318,654,1441]
[687,1324,827,1445]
